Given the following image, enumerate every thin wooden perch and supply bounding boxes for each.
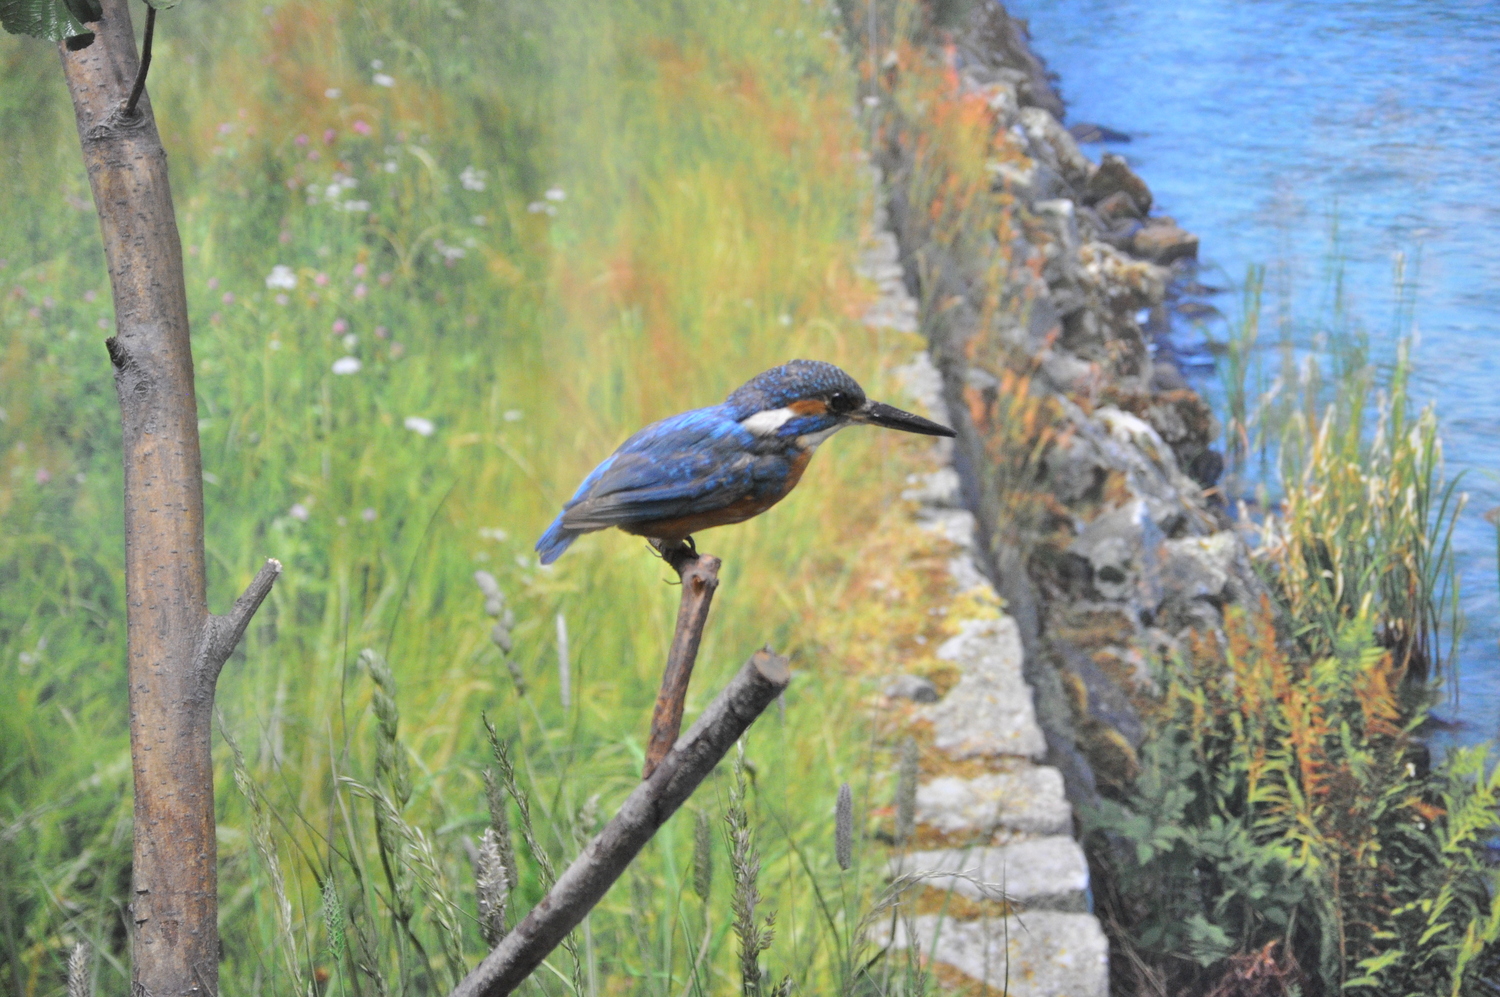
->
[451,649,791,997]
[644,543,722,778]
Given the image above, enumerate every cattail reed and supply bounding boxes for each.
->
[475,827,510,946]
[728,743,775,996]
[895,737,918,845]
[66,940,90,997]
[556,611,571,709]
[835,782,854,871]
[693,809,714,902]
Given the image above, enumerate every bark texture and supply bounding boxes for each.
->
[643,549,721,778]
[452,649,791,997]
[58,4,278,992]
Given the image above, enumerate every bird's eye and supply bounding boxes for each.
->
[829,392,852,413]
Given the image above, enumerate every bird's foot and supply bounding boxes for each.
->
[652,536,699,576]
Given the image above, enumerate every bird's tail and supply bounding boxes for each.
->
[535,515,579,565]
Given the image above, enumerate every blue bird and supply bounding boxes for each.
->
[536,359,955,564]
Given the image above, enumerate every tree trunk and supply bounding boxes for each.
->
[58,5,278,993]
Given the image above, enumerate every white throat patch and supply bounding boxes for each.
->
[740,406,796,437]
[797,424,844,450]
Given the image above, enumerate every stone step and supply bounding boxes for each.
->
[917,766,1073,838]
[924,616,1047,761]
[890,836,1090,912]
[882,912,1108,997]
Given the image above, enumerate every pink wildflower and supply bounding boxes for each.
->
[352,119,371,136]
[295,133,309,146]
[323,128,336,144]
[333,318,348,334]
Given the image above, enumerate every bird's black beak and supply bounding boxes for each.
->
[855,399,956,437]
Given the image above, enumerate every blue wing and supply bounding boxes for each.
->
[536,406,764,563]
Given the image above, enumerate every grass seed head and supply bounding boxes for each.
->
[835,782,853,871]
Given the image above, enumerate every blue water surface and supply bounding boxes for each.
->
[1004,0,1500,743]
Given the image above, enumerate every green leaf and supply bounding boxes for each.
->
[0,0,84,40]
[142,0,180,9]
[60,0,98,23]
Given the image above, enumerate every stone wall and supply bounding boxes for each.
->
[859,213,1110,996]
[868,4,1270,990]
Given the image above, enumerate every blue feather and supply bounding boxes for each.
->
[535,515,578,565]
[534,361,886,562]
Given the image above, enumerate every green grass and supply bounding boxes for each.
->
[0,0,942,992]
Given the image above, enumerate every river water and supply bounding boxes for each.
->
[1005,0,1500,743]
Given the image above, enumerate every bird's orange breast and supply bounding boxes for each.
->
[623,447,814,542]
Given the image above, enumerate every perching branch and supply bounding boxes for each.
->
[644,543,721,778]
[451,649,791,997]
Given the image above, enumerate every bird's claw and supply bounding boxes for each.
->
[652,536,699,576]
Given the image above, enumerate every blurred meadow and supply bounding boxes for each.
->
[0,0,940,991]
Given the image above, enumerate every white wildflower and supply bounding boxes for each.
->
[373,73,395,88]
[289,503,310,522]
[342,333,358,350]
[404,416,435,437]
[325,87,342,99]
[460,166,488,191]
[265,265,298,290]
[503,410,522,422]
[331,356,362,375]
[342,200,370,212]
[544,186,565,201]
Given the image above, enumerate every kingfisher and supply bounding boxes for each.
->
[536,359,955,564]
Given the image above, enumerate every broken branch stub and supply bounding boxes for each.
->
[451,649,791,997]
[644,549,721,778]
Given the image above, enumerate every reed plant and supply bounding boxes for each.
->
[1095,261,1489,994]
[1089,603,1500,996]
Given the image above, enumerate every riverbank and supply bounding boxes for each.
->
[864,2,1500,993]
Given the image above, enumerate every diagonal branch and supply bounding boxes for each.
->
[450,649,791,997]
[201,558,282,682]
[644,546,721,778]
